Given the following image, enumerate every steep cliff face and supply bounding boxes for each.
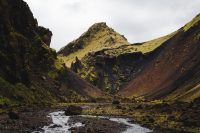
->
[0,0,59,105]
[120,14,200,102]
[0,0,107,106]
[0,0,55,85]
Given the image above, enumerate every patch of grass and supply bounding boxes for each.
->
[177,83,200,102]
[164,74,200,102]
[150,100,164,104]
[48,58,64,79]
[183,14,200,31]
[79,66,97,83]
[93,31,176,58]
[0,76,58,107]
[81,102,197,132]
[0,96,11,105]
[195,32,200,40]
[82,105,122,116]
[137,32,177,53]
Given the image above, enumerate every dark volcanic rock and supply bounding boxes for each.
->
[49,124,62,128]
[64,105,82,115]
[8,111,19,120]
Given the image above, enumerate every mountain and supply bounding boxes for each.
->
[60,22,177,93]
[60,13,200,100]
[120,14,200,102]
[58,22,129,67]
[0,0,107,107]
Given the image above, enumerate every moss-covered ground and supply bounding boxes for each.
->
[80,100,200,133]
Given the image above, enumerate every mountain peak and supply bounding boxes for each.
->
[58,22,129,67]
[90,22,108,29]
[86,22,112,33]
[78,22,115,42]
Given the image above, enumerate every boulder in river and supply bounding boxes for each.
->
[49,124,62,128]
[64,105,82,115]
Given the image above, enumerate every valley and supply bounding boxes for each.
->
[0,0,200,132]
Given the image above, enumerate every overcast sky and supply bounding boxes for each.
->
[24,0,200,51]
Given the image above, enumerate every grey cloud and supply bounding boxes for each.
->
[24,0,200,51]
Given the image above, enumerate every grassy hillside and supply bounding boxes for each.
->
[58,22,129,67]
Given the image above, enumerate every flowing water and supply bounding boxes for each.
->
[33,111,152,133]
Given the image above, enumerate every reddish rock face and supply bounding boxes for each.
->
[119,16,200,100]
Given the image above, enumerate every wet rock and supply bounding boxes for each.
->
[8,111,19,120]
[41,76,47,80]
[64,105,82,116]
[71,57,83,73]
[49,124,62,128]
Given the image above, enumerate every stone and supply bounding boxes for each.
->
[64,105,82,116]
[8,111,19,120]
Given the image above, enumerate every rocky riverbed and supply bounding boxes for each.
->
[0,106,152,133]
[36,111,152,133]
[1,100,199,133]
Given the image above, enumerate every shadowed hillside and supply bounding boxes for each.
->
[0,0,107,107]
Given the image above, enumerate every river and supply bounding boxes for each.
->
[33,111,152,133]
